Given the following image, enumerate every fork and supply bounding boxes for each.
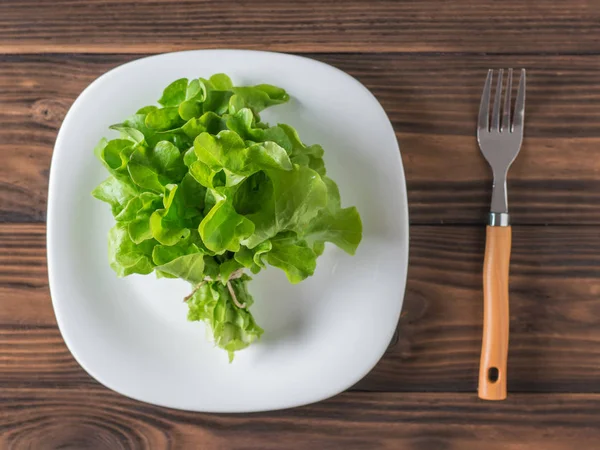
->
[477,68,526,401]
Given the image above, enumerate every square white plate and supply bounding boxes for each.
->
[48,50,409,413]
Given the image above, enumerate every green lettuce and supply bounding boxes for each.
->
[92,73,362,361]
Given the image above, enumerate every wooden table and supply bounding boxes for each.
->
[2,1,600,448]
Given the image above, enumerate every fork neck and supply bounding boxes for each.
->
[489,170,510,226]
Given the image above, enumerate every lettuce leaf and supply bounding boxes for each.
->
[92,176,139,216]
[158,78,188,107]
[236,165,328,248]
[264,233,317,283]
[302,177,362,255]
[108,223,156,276]
[199,200,255,253]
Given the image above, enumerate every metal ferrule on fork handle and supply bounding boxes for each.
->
[488,212,510,227]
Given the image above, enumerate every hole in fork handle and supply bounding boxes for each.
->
[488,367,499,383]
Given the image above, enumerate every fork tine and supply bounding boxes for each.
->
[491,69,503,131]
[478,70,493,131]
[512,69,526,132]
[502,69,513,132]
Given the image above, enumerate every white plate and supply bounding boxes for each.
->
[48,50,409,413]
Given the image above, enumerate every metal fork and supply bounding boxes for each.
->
[477,68,526,401]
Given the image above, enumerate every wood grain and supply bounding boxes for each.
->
[1,1,600,54]
[3,54,600,224]
[4,223,600,393]
[2,388,600,450]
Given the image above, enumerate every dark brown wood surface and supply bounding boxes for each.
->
[2,0,600,54]
[3,389,600,450]
[2,1,600,449]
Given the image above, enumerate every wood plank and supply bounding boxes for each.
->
[3,223,600,392]
[1,389,600,449]
[3,54,600,224]
[1,1,599,54]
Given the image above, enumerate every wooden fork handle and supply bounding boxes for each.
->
[478,225,511,401]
